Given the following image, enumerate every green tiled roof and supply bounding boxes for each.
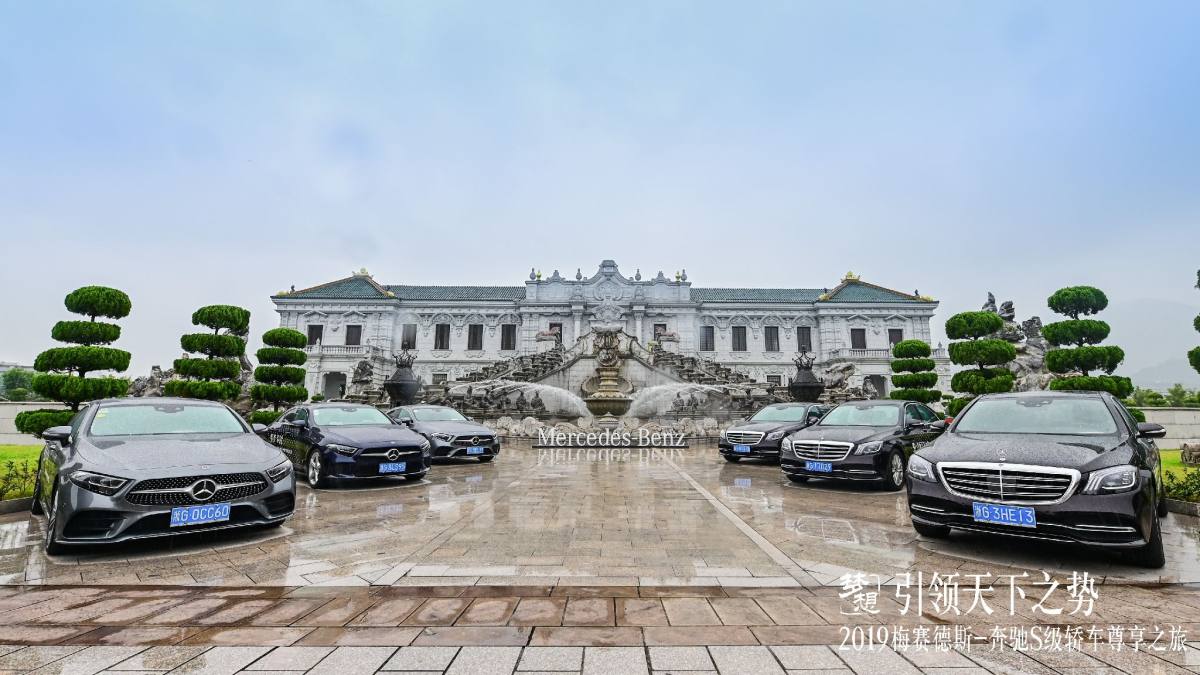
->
[386,285,525,301]
[692,288,823,303]
[823,282,925,303]
[279,276,388,299]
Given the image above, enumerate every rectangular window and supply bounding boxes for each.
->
[764,326,780,352]
[653,323,668,338]
[888,328,904,346]
[732,326,748,352]
[432,373,448,385]
[434,323,451,350]
[500,324,517,351]
[401,324,417,350]
[850,328,867,350]
[345,324,362,346]
[700,325,715,352]
[766,375,782,387]
[549,322,563,343]
[796,326,812,353]
[467,324,484,351]
[306,324,324,346]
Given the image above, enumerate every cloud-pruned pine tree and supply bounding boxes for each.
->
[1043,286,1132,398]
[249,327,308,424]
[164,305,250,401]
[945,311,1015,416]
[888,339,941,404]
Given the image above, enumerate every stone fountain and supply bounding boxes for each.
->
[583,330,632,417]
[788,351,825,402]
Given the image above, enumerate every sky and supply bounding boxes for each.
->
[1,1,1198,387]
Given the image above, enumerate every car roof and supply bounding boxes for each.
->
[95,397,227,407]
[394,404,451,410]
[978,390,1108,400]
[307,402,381,408]
[835,399,904,406]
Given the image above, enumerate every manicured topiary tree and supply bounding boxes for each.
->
[945,311,1015,416]
[164,305,249,401]
[15,286,132,436]
[888,339,941,404]
[1043,286,1131,398]
[249,327,308,424]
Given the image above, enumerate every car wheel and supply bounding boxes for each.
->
[1130,514,1166,569]
[723,455,741,463]
[786,474,809,484]
[478,456,494,463]
[1157,489,1169,518]
[30,461,44,515]
[307,451,327,489]
[44,488,65,556]
[912,521,951,539]
[882,452,906,491]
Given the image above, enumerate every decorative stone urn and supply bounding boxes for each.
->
[384,349,422,405]
[584,330,632,417]
[788,352,825,403]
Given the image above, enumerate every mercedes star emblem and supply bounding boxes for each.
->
[471,436,480,446]
[189,479,218,502]
[386,448,401,462]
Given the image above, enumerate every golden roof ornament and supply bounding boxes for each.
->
[843,271,860,281]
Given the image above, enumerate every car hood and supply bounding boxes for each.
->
[789,425,894,444]
[917,432,1130,471]
[729,421,807,434]
[320,425,425,448]
[80,433,281,471]
[414,421,495,436]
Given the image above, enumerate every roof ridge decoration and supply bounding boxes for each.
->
[274,270,392,300]
[819,276,933,303]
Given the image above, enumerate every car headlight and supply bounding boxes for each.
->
[781,437,792,452]
[720,429,727,441]
[266,460,292,483]
[766,430,787,441]
[856,441,884,455]
[327,443,358,457]
[70,470,128,496]
[432,432,454,442]
[907,455,935,482]
[1083,465,1138,494]
[420,440,431,455]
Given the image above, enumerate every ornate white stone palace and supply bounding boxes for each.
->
[271,260,950,400]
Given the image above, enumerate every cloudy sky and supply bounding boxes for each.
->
[1,1,1197,386]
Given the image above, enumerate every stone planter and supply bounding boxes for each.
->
[0,497,32,515]
[1165,498,1200,518]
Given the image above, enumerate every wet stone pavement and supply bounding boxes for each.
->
[0,442,1198,673]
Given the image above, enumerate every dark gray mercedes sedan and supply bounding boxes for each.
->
[33,397,295,555]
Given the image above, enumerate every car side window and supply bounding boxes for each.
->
[295,408,310,423]
[916,404,938,422]
[69,406,89,439]
[396,409,412,422]
[904,405,921,426]
[1113,403,1139,437]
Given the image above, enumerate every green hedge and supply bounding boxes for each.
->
[890,388,942,404]
[31,373,128,405]
[192,305,251,333]
[1045,345,1124,375]
[164,379,242,401]
[252,327,308,410]
[51,321,121,345]
[1191,346,1200,374]
[1048,286,1107,318]
[891,340,931,359]
[892,372,939,389]
[950,368,1015,395]
[174,358,242,380]
[1049,375,1133,398]
[64,286,131,320]
[250,383,307,404]
[891,357,936,373]
[888,339,940,404]
[180,333,246,358]
[14,409,74,437]
[947,339,1016,367]
[1041,319,1110,346]
[262,327,307,349]
[35,346,131,373]
[945,312,1003,340]
[256,347,306,365]
[253,365,305,385]
[248,410,283,425]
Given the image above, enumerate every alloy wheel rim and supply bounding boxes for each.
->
[892,455,904,484]
[308,453,320,486]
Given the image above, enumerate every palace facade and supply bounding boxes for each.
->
[271,260,950,400]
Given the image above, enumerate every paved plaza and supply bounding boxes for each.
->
[0,442,1199,673]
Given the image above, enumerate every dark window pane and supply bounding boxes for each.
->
[467,324,484,351]
[653,323,667,338]
[766,375,782,386]
[796,326,812,353]
[501,324,517,351]
[345,325,362,346]
[888,328,904,346]
[850,328,867,350]
[549,323,563,343]
[307,325,324,346]
[732,326,748,352]
[401,324,417,350]
[434,324,451,350]
[700,326,715,352]
[764,326,780,352]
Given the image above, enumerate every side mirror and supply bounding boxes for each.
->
[251,423,268,434]
[929,420,948,433]
[42,426,72,444]
[288,419,308,429]
[1137,422,1167,439]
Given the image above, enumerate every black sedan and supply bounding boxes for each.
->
[906,391,1167,568]
[780,399,945,490]
[33,398,295,555]
[719,403,828,462]
[264,403,431,488]
[387,405,500,462]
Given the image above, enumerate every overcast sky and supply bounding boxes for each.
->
[1,1,1197,386]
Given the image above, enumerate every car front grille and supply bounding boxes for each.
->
[938,462,1080,505]
[360,446,425,457]
[125,472,269,506]
[63,510,124,539]
[725,431,764,445]
[452,435,494,447]
[791,440,853,461]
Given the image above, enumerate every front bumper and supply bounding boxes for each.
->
[56,476,295,546]
[906,473,1155,548]
[325,450,431,478]
[719,438,781,460]
[780,450,890,480]
[429,438,501,459]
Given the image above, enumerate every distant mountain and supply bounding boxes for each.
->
[1128,358,1200,392]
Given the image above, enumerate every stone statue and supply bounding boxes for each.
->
[514,391,528,410]
[352,360,374,384]
[863,377,879,399]
[999,301,1016,322]
[530,391,545,413]
[982,292,998,313]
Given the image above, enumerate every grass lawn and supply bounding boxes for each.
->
[0,444,40,501]
[1161,449,1190,479]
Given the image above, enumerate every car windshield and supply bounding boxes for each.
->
[955,397,1118,435]
[312,407,393,426]
[750,406,811,423]
[819,404,899,427]
[89,404,245,436]
[412,407,469,422]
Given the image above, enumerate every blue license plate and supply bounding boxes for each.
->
[972,502,1036,528]
[466,447,485,455]
[804,461,833,473]
[170,502,231,527]
[379,462,407,474]
[733,444,751,454]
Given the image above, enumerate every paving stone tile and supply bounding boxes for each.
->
[643,626,758,646]
[510,598,567,626]
[350,597,423,626]
[528,627,643,647]
[298,597,378,626]
[71,627,201,646]
[243,646,333,670]
[180,627,312,647]
[897,647,979,668]
[457,598,520,626]
[770,645,846,670]
[750,625,844,646]
[708,598,772,626]
[0,645,84,670]
[649,646,714,670]
[23,645,143,674]
[381,646,459,670]
[196,600,277,626]
[550,586,639,597]
[0,625,93,645]
[462,586,553,597]
[638,586,726,598]
[403,598,472,626]
[662,598,720,626]
[168,646,271,675]
[836,645,920,674]
[307,646,396,675]
[582,646,647,674]
[517,646,582,671]
[753,598,824,626]
[562,598,614,626]
[615,599,668,627]
[445,646,522,674]
[708,645,785,675]
[250,599,328,626]
[412,627,531,647]
[296,627,421,646]
[108,646,211,671]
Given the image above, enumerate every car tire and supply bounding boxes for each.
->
[723,455,741,463]
[786,474,808,483]
[1157,490,1169,518]
[44,487,65,556]
[306,451,328,489]
[1130,514,1166,569]
[912,521,951,539]
[882,452,906,491]
[478,456,495,463]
